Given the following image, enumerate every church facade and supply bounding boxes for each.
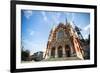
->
[44,22,84,60]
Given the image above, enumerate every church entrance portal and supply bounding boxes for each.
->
[58,46,63,58]
[51,47,55,58]
[65,45,70,57]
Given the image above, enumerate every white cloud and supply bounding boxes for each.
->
[51,12,61,24]
[27,29,35,36]
[83,24,90,31]
[71,13,75,21]
[30,31,35,36]
[24,10,33,19]
[81,24,90,39]
[64,12,75,23]
[56,12,61,18]
[41,11,48,22]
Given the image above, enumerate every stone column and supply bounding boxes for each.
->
[44,49,48,59]
[70,44,73,57]
[55,47,58,58]
[63,46,66,58]
[49,49,51,58]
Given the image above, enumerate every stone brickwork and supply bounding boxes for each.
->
[44,22,84,60]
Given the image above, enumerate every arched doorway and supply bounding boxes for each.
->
[65,45,70,57]
[51,47,55,58]
[58,46,63,58]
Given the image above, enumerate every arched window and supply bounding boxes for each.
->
[57,30,64,39]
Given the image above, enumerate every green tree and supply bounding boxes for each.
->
[21,46,30,61]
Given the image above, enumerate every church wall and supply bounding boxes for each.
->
[44,23,84,60]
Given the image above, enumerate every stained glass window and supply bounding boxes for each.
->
[57,30,64,39]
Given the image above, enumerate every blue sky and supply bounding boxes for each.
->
[21,10,90,55]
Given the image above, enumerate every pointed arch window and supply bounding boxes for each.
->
[57,30,64,39]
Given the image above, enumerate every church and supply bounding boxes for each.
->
[44,21,84,60]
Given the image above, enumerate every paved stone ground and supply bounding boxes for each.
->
[43,57,81,61]
[21,57,81,63]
